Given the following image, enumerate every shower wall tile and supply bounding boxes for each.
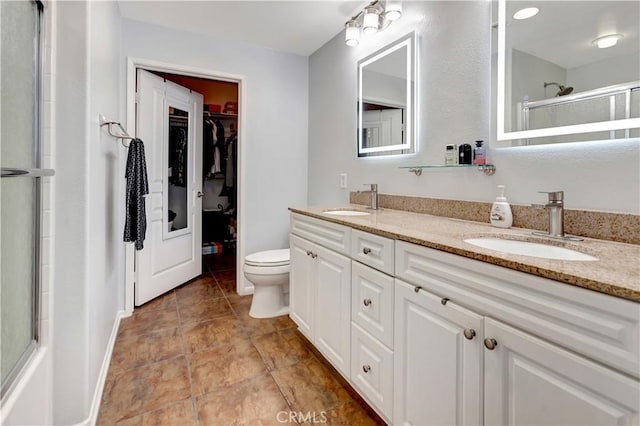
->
[40,318,49,345]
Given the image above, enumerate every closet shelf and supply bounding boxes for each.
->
[204,111,237,119]
[400,164,496,176]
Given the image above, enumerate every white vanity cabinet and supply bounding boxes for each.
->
[394,279,484,426]
[395,240,640,426]
[290,212,639,426]
[289,214,352,377]
[484,317,640,426]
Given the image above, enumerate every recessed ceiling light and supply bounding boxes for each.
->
[513,7,539,20]
[592,34,623,49]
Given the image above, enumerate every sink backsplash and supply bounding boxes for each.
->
[349,192,640,245]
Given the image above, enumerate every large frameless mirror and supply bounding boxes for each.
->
[166,106,189,234]
[358,31,416,157]
[496,0,640,146]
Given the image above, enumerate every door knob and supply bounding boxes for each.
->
[484,338,498,350]
[197,191,204,198]
[464,329,476,340]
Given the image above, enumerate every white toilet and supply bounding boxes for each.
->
[243,249,290,318]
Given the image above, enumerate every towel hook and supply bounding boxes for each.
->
[99,114,135,147]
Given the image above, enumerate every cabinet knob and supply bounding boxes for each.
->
[484,338,498,350]
[311,253,317,259]
[362,365,371,373]
[363,247,372,255]
[441,298,450,306]
[414,286,422,293]
[464,329,476,340]
[363,298,372,307]
[306,250,312,256]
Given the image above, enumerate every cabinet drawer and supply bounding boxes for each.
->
[352,261,394,348]
[351,323,393,421]
[351,229,394,275]
[396,240,640,378]
[290,213,351,256]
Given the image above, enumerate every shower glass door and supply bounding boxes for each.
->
[0,0,49,397]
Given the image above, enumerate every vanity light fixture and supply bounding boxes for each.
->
[385,0,402,21]
[513,7,539,20]
[345,20,361,46]
[344,0,402,47]
[592,34,623,49]
[363,5,382,34]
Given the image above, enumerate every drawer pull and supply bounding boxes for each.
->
[363,298,372,307]
[464,329,476,340]
[414,286,422,293]
[441,298,450,306]
[484,338,498,350]
[362,365,371,373]
[363,247,372,255]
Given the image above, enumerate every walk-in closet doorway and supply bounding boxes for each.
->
[124,58,247,313]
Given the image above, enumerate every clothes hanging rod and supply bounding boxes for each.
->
[99,114,134,147]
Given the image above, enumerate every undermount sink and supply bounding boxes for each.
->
[323,209,371,216]
[463,237,598,261]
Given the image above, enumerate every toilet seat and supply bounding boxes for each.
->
[245,249,290,267]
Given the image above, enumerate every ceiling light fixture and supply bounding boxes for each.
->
[363,5,382,34]
[513,7,539,20]
[345,20,361,47]
[385,0,402,21]
[592,34,623,49]
[344,0,402,47]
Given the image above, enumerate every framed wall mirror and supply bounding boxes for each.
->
[496,0,640,146]
[358,31,416,157]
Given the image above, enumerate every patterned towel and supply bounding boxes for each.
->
[123,138,149,250]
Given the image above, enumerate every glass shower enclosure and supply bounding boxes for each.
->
[0,0,52,398]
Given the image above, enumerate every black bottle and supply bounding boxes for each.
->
[459,143,472,165]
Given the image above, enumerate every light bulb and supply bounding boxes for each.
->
[513,7,539,20]
[592,34,623,49]
[345,21,360,47]
[385,0,402,21]
[363,7,380,34]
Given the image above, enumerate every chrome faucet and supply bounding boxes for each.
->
[531,191,582,241]
[358,183,379,210]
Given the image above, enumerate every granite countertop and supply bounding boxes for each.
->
[290,205,640,303]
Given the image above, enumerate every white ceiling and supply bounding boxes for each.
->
[117,1,366,56]
[506,1,639,70]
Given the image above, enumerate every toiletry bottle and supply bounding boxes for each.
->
[445,144,457,165]
[490,185,513,228]
[458,143,472,164]
[473,140,486,165]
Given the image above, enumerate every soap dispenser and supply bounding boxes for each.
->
[490,185,513,228]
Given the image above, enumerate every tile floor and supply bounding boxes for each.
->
[97,254,385,425]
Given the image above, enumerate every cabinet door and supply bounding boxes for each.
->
[314,243,352,377]
[289,234,315,339]
[394,279,484,426]
[484,317,640,426]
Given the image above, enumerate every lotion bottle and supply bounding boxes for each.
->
[490,185,513,228]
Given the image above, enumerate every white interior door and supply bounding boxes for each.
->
[135,69,203,305]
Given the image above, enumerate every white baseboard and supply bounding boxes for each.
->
[76,310,129,426]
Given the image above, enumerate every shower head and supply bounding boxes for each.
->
[544,82,574,97]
